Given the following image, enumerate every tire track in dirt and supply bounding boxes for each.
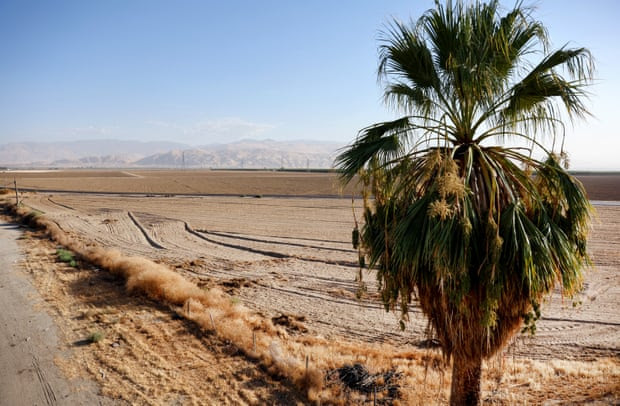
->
[97,212,156,253]
[47,197,75,210]
[127,211,166,249]
[32,356,57,406]
[129,208,356,266]
[179,258,366,302]
[132,216,270,263]
[207,230,355,253]
[540,316,620,327]
[256,233,349,245]
[52,209,162,258]
[183,221,355,266]
[253,281,383,310]
[241,281,429,344]
[186,225,358,268]
[184,222,287,258]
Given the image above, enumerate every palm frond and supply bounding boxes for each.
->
[384,82,436,117]
[335,117,410,183]
[379,20,440,91]
[502,47,594,123]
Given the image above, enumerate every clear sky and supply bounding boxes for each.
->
[1,1,618,170]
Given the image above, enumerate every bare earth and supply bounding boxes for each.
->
[2,170,619,403]
[0,222,116,405]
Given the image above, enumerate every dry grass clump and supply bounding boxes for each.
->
[2,197,618,404]
[481,356,620,404]
[17,236,306,405]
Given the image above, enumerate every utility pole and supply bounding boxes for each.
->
[13,178,19,206]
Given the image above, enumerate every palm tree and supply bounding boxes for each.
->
[336,1,594,404]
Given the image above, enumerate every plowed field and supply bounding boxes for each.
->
[12,170,620,361]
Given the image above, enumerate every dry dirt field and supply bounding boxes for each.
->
[2,169,356,197]
[2,170,619,404]
[2,169,618,200]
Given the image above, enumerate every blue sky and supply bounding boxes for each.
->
[1,1,618,169]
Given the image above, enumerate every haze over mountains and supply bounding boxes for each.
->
[0,139,343,169]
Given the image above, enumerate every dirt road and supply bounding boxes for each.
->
[0,221,112,405]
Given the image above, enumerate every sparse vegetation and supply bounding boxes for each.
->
[56,248,77,267]
[23,208,44,223]
[88,331,104,343]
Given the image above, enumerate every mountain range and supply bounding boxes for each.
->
[0,139,343,169]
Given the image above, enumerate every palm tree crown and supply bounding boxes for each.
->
[336,1,594,404]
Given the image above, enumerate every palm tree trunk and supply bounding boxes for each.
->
[449,354,482,405]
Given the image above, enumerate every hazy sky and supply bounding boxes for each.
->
[1,1,618,169]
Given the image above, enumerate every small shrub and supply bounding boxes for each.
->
[24,209,44,223]
[88,331,104,343]
[57,248,77,267]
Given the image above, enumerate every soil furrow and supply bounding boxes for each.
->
[184,222,287,259]
[127,211,166,250]
[47,197,75,210]
[207,230,356,253]
[190,226,359,268]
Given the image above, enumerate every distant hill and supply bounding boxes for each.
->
[136,140,340,169]
[0,139,342,169]
[200,139,341,154]
[49,155,139,168]
[0,140,189,167]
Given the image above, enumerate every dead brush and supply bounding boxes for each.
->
[326,363,402,403]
